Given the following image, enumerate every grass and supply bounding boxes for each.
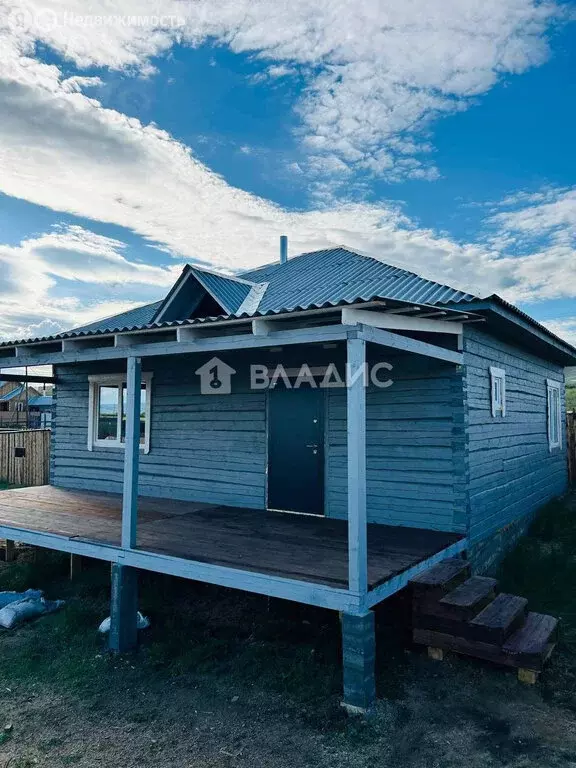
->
[497,494,576,709]
[0,550,348,712]
[567,387,576,411]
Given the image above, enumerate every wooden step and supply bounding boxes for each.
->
[413,626,552,677]
[413,576,499,634]
[468,593,528,645]
[429,576,498,621]
[502,612,558,671]
[440,576,498,619]
[410,557,471,602]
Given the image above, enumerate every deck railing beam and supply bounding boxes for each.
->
[121,356,142,549]
[347,337,367,596]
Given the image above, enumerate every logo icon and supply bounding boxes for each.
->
[195,356,236,395]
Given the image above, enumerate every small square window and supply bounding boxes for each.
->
[489,367,506,417]
[88,374,152,453]
[546,379,562,451]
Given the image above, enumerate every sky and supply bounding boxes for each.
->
[0,0,575,345]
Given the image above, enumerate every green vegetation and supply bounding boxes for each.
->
[567,386,576,411]
[498,495,576,708]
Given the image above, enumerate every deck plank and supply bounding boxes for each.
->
[0,486,462,589]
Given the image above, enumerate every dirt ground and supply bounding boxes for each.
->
[1,496,576,768]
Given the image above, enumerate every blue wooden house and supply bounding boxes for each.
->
[0,243,573,711]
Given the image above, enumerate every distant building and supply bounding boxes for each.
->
[0,381,53,428]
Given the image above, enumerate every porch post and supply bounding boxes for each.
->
[346,337,367,595]
[122,356,141,549]
[343,337,374,712]
[109,563,139,653]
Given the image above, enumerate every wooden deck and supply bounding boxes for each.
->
[0,486,462,590]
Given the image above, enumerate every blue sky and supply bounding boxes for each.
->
[0,0,575,344]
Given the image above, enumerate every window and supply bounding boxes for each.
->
[546,379,562,451]
[88,374,152,453]
[489,367,506,417]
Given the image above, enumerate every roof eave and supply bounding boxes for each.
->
[442,296,576,365]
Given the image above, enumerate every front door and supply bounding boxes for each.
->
[267,387,324,515]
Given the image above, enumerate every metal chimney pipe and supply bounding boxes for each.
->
[280,235,288,264]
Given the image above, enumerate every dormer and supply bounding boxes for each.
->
[152,265,266,323]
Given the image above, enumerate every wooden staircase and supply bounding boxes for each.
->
[410,558,558,684]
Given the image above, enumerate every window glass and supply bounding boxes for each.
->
[494,378,502,410]
[120,384,147,445]
[550,388,560,445]
[97,385,119,440]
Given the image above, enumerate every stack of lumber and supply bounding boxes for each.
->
[411,558,558,684]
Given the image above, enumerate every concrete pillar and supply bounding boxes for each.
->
[109,563,139,653]
[341,611,376,714]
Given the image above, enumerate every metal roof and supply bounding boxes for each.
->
[240,247,477,312]
[67,301,163,335]
[28,395,53,407]
[191,269,253,315]
[24,246,476,342]
[1,245,574,362]
[0,386,24,402]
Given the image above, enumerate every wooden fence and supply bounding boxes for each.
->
[0,429,51,487]
[568,412,576,487]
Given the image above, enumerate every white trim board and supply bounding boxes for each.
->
[358,324,463,364]
[342,307,463,335]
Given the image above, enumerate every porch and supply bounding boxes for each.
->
[0,311,472,712]
[0,485,463,597]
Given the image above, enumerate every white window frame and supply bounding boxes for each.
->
[489,366,506,417]
[546,379,562,451]
[87,373,153,454]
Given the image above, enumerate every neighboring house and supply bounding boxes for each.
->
[0,380,52,428]
[0,244,574,711]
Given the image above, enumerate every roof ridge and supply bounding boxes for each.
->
[239,245,352,276]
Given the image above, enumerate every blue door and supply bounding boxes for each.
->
[267,387,325,515]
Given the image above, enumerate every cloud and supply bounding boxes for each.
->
[542,319,576,348]
[0,224,177,340]
[488,187,576,247]
[482,186,576,301]
[0,0,564,179]
[0,1,574,346]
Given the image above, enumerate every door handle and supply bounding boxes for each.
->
[306,444,319,448]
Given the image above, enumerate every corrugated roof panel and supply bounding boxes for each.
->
[240,247,477,311]
[0,386,24,402]
[69,301,163,335]
[192,270,252,314]
[28,395,53,407]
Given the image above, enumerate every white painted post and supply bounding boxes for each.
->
[347,337,367,595]
[122,356,142,549]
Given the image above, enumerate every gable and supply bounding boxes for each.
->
[153,266,256,323]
